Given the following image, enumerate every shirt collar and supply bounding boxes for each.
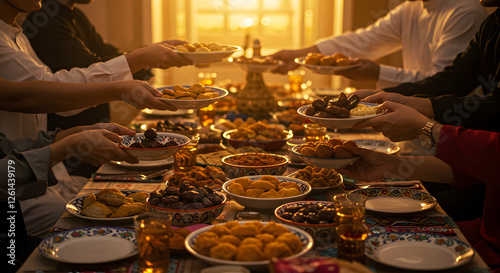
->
[0,18,23,39]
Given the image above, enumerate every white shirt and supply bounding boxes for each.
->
[315,0,487,88]
[0,19,133,139]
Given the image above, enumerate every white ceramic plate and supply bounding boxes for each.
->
[111,157,173,168]
[230,58,283,73]
[159,85,229,109]
[297,103,383,129]
[66,190,149,221]
[365,232,474,270]
[295,57,361,74]
[350,188,437,213]
[353,139,400,155]
[291,145,360,169]
[141,108,194,116]
[184,222,313,270]
[38,226,137,264]
[175,45,241,63]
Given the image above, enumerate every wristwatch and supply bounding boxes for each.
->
[418,119,438,149]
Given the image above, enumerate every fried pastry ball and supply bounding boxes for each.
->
[320,56,337,66]
[278,188,301,197]
[194,232,219,256]
[259,189,281,198]
[236,244,265,261]
[230,224,259,239]
[334,145,354,158]
[343,140,358,147]
[316,143,335,158]
[227,183,245,195]
[263,242,292,259]
[255,233,275,246]
[210,242,237,260]
[260,222,290,238]
[276,232,303,254]
[240,237,264,249]
[277,182,301,192]
[244,188,265,198]
[232,177,253,190]
[219,235,241,247]
[249,180,276,191]
[299,146,316,157]
[259,175,280,188]
[244,221,264,231]
[223,220,240,230]
[327,138,344,147]
[209,225,231,237]
[189,83,207,94]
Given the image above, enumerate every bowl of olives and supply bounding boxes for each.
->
[274,201,336,242]
[119,129,190,160]
[147,183,227,227]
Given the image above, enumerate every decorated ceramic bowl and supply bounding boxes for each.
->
[119,132,190,161]
[221,153,289,179]
[222,129,293,152]
[274,201,336,242]
[147,191,227,227]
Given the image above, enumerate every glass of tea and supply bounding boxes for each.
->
[288,69,305,93]
[304,123,327,143]
[173,134,200,172]
[199,103,215,127]
[134,213,172,273]
[332,193,369,262]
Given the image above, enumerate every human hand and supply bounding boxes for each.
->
[353,101,430,142]
[363,92,435,118]
[161,39,187,46]
[269,49,303,74]
[337,147,398,181]
[333,58,380,81]
[136,43,193,69]
[113,80,177,111]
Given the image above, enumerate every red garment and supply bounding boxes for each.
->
[437,125,500,269]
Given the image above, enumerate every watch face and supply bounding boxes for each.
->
[418,134,432,149]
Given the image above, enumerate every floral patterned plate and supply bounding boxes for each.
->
[350,187,437,213]
[38,226,136,264]
[365,232,474,270]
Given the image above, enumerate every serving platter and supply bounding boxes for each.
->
[295,57,361,74]
[158,85,229,109]
[38,226,136,264]
[175,45,241,63]
[365,232,474,270]
[111,157,173,168]
[350,188,437,214]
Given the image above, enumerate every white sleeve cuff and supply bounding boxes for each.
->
[107,55,134,81]
[314,39,338,56]
[379,64,400,83]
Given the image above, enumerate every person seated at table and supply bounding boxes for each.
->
[338,102,500,272]
[0,0,190,237]
[271,0,486,88]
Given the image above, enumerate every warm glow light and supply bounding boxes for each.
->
[243,17,254,27]
[261,17,270,26]
[151,0,163,43]
[305,9,313,17]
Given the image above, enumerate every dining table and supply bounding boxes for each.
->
[17,107,492,273]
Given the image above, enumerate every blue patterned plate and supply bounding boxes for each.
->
[350,187,437,214]
[66,190,149,221]
[38,226,136,264]
[365,232,474,270]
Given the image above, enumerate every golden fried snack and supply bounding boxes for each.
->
[113,202,148,218]
[107,205,120,213]
[80,202,113,218]
[244,188,265,198]
[255,233,275,246]
[219,235,241,247]
[249,180,276,191]
[278,188,301,197]
[245,221,264,231]
[223,220,240,230]
[259,175,280,188]
[259,189,281,198]
[174,91,197,99]
[230,224,260,240]
[240,237,263,249]
[304,53,322,65]
[320,56,337,66]
[210,242,237,260]
[82,193,97,209]
[197,92,219,100]
[263,242,292,259]
[227,183,245,195]
[232,177,253,190]
[299,146,316,157]
[236,244,265,261]
[315,143,335,158]
[209,225,231,237]
[327,138,344,147]
[127,192,150,206]
[162,88,175,96]
[343,140,358,147]
[334,145,354,158]
[189,83,206,94]
[277,182,301,192]
[260,222,290,238]
[173,85,189,92]
[96,189,128,206]
[276,232,303,254]
[195,232,219,256]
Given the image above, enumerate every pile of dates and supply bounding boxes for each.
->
[129,128,178,148]
[154,120,197,132]
[304,92,360,118]
[148,182,224,210]
[280,202,336,224]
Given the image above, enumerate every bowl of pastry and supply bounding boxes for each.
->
[65,188,150,221]
[159,84,229,109]
[221,153,289,179]
[222,175,311,210]
[295,52,361,74]
[119,129,190,161]
[222,122,293,152]
[174,42,241,63]
[291,138,360,169]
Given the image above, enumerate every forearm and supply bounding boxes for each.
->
[125,48,150,74]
